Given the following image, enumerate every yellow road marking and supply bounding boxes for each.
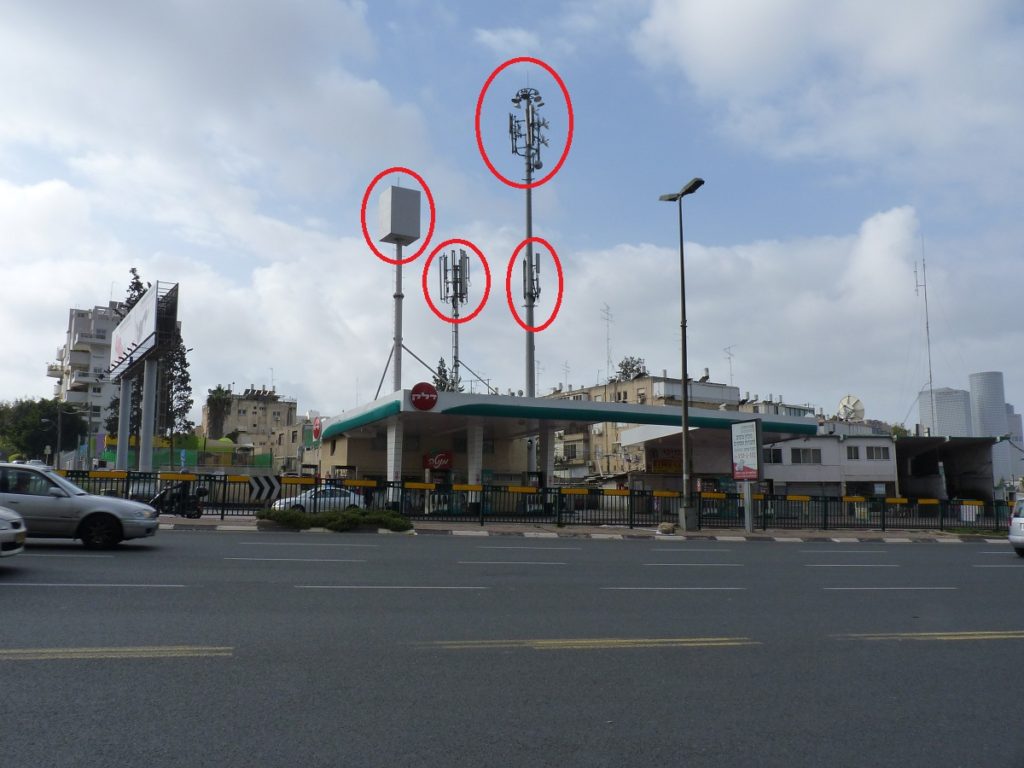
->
[0,645,234,661]
[837,630,1024,642]
[423,637,760,651]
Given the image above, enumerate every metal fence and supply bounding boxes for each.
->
[58,470,1013,531]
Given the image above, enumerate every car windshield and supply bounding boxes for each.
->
[42,470,90,496]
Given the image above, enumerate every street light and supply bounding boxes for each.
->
[660,177,704,531]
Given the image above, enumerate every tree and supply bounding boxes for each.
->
[433,358,463,392]
[614,355,649,382]
[205,385,233,439]
[0,398,86,462]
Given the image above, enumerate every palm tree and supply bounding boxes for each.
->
[205,385,233,439]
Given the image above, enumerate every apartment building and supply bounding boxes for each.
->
[198,386,298,452]
[547,373,740,478]
[46,303,120,462]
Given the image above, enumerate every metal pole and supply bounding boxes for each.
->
[56,408,63,470]
[525,170,535,396]
[393,243,403,393]
[677,197,694,530]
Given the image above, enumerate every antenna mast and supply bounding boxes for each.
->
[439,248,470,388]
[915,254,937,434]
[509,86,549,399]
[601,303,613,382]
[723,345,736,386]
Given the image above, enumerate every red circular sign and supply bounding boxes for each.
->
[411,382,439,411]
[312,417,322,440]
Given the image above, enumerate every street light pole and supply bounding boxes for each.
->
[660,178,704,531]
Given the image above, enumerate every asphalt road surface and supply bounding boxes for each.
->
[2,531,1023,768]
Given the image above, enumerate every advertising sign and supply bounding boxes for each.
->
[423,451,453,470]
[731,420,762,482]
[109,286,159,379]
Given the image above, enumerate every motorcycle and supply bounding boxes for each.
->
[148,482,209,519]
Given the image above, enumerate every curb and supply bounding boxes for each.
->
[157,521,1010,544]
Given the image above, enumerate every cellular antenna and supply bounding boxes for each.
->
[439,248,471,388]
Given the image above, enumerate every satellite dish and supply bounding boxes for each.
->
[837,395,865,422]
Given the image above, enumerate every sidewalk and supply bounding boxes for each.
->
[158,515,1010,543]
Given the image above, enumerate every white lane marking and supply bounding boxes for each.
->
[458,561,566,565]
[0,583,186,588]
[644,563,743,567]
[972,564,1024,568]
[980,551,1016,554]
[602,587,746,591]
[20,554,114,559]
[237,542,378,547]
[984,539,1009,544]
[452,530,490,537]
[823,587,956,591]
[225,557,366,563]
[478,546,581,551]
[799,549,886,554]
[805,564,899,568]
[650,548,733,552]
[296,585,489,590]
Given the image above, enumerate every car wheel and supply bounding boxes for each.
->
[1015,547,1024,558]
[79,514,123,549]
[345,504,360,511]
[290,505,305,513]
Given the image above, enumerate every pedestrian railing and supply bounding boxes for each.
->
[56,469,1013,531]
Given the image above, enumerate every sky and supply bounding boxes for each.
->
[2,0,1022,430]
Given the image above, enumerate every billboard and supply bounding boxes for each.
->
[108,283,178,379]
[731,419,762,482]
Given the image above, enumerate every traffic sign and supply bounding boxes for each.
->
[249,475,281,503]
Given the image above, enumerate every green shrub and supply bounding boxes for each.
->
[259,506,413,533]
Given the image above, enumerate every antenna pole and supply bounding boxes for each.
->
[724,345,736,386]
[916,254,937,434]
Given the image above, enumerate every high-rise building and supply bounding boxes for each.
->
[46,303,120,466]
[1006,404,1024,483]
[917,387,972,437]
[969,371,1012,485]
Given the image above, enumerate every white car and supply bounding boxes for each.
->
[1010,499,1024,558]
[271,486,367,514]
[0,462,158,549]
[0,505,26,559]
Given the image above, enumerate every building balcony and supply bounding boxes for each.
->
[72,331,110,350]
[47,363,63,379]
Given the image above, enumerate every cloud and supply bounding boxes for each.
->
[631,0,1024,200]
[474,27,541,57]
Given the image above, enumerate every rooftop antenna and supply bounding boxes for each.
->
[439,249,471,388]
[510,86,549,401]
[915,249,937,434]
[601,303,613,382]
[723,345,736,386]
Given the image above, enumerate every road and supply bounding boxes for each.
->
[2,531,1023,768]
